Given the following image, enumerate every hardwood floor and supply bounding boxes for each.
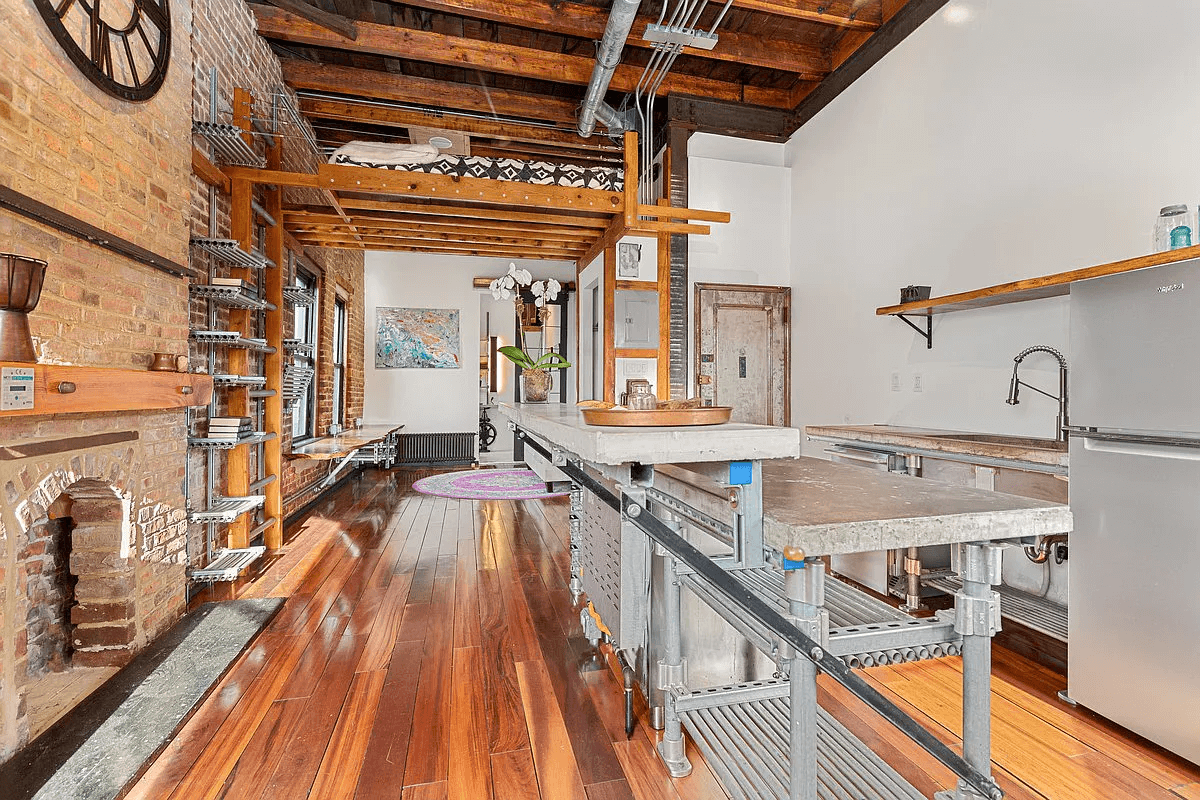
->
[127,469,1200,799]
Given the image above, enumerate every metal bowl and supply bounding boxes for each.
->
[0,253,47,312]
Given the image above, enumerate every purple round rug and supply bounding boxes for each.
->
[412,469,567,500]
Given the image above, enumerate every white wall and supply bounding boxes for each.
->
[783,0,1200,599]
[687,134,793,390]
[364,252,574,433]
[786,0,1200,448]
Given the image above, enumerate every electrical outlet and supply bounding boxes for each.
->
[912,373,923,393]
[891,372,901,392]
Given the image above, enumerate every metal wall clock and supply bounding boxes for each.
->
[32,0,172,102]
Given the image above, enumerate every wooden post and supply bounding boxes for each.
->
[263,140,285,550]
[603,244,616,404]
[226,87,255,549]
[623,131,638,229]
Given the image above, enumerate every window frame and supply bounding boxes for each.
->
[290,262,320,443]
[332,295,347,432]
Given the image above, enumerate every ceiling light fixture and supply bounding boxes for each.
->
[428,136,454,149]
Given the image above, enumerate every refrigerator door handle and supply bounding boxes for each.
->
[1076,436,1200,462]
[1066,426,1200,451]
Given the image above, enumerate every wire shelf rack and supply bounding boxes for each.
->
[193,121,266,168]
[191,330,277,352]
[189,546,266,582]
[188,495,265,524]
[283,338,315,357]
[283,285,315,307]
[188,432,277,449]
[190,237,275,270]
[212,374,268,388]
[189,284,274,311]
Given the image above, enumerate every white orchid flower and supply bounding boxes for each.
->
[489,278,503,300]
[545,278,561,300]
[531,279,545,297]
[515,268,532,286]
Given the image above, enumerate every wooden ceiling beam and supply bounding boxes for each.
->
[300,98,610,150]
[284,211,597,240]
[252,7,793,108]
[292,229,588,251]
[319,198,612,228]
[666,94,792,142]
[294,234,586,258]
[261,0,357,39]
[306,241,580,260]
[279,60,579,125]
[730,0,880,29]
[224,163,624,213]
[391,0,829,76]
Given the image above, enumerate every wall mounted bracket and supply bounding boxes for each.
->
[896,312,933,349]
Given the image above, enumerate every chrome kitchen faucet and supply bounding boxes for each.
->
[1006,345,1069,441]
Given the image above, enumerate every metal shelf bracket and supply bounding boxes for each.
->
[896,312,933,349]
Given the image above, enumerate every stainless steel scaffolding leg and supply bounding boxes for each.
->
[657,530,693,778]
[568,482,584,601]
[784,549,824,800]
[937,542,1003,800]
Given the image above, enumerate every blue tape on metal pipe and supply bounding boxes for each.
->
[782,557,807,570]
[728,461,752,485]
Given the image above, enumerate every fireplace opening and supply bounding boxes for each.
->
[22,501,76,679]
[16,480,134,744]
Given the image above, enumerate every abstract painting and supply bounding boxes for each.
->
[375,307,461,369]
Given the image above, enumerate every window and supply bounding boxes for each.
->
[332,296,347,431]
[290,266,318,441]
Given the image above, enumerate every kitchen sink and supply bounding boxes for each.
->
[930,433,1068,451]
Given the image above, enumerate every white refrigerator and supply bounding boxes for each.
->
[1068,256,1200,764]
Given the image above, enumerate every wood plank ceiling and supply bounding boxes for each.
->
[244,0,920,257]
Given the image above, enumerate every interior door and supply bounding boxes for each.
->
[695,284,790,425]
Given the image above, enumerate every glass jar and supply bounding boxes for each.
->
[626,381,657,410]
[1154,205,1192,252]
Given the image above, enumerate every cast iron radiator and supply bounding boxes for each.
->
[394,432,476,465]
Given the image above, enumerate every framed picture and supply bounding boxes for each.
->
[618,242,642,278]
[375,307,461,368]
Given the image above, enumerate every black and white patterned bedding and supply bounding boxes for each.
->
[330,153,624,192]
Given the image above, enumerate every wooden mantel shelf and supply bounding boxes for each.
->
[0,362,213,417]
[877,244,1200,317]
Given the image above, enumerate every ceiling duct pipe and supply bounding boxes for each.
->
[578,0,643,138]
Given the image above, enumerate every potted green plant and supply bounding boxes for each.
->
[489,263,571,402]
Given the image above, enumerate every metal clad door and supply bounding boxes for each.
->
[1068,435,1200,763]
[715,305,771,424]
[697,284,790,426]
[1071,259,1200,433]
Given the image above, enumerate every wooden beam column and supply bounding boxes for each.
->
[226,87,255,549]
[263,140,285,550]
[623,131,638,229]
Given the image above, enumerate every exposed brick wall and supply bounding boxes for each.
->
[1,413,188,758]
[0,0,192,264]
[0,0,364,763]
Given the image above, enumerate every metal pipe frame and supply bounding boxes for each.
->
[514,428,1003,800]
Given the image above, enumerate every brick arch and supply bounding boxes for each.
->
[8,458,134,544]
[58,480,137,667]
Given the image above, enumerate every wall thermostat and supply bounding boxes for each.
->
[1,367,35,411]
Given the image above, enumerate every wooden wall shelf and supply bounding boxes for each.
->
[876,244,1200,317]
[0,362,213,417]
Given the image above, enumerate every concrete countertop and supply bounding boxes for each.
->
[805,424,1068,472]
[497,402,801,466]
[761,457,1072,555]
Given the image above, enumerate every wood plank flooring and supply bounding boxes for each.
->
[127,469,1200,799]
